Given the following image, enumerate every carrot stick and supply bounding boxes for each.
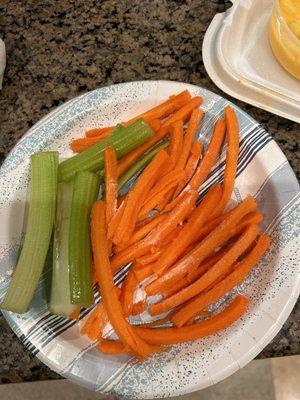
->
[81,303,108,340]
[91,200,160,359]
[137,172,186,220]
[98,340,129,355]
[70,309,80,321]
[104,147,118,226]
[107,200,126,240]
[172,235,271,327]
[133,263,154,282]
[145,196,257,296]
[147,118,161,132]
[149,224,260,316]
[215,107,240,214]
[160,245,231,298]
[177,108,204,171]
[165,118,226,212]
[117,97,203,177]
[135,295,249,345]
[85,126,114,138]
[125,214,167,248]
[168,120,184,170]
[70,135,110,153]
[131,300,147,316]
[151,184,222,276]
[110,191,198,272]
[125,90,192,125]
[121,269,138,317]
[113,150,170,245]
[172,141,202,199]
[145,169,187,203]
[137,250,162,265]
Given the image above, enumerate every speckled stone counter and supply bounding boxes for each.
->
[0,0,299,384]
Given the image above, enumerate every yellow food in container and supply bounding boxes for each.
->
[269,0,300,80]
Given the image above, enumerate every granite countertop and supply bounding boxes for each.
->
[0,0,299,385]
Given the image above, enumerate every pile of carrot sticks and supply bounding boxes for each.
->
[79,90,271,360]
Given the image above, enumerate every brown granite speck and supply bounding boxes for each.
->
[0,0,299,384]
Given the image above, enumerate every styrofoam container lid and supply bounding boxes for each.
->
[203,0,300,123]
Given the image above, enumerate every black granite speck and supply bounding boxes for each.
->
[0,0,299,384]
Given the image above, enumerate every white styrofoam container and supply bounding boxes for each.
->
[203,0,300,123]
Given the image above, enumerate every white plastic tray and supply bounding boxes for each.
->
[203,0,300,123]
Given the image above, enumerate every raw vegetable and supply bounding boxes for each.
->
[1,152,58,314]
[118,141,169,190]
[149,224,260,316]
[69,171,100,307]
[50,181,79,317]
[59,119,154,182]
[90,200,161,359]
[172,235,271,327]
[104,147,118,226]
[113,150,170,245]
[135,295,249,345]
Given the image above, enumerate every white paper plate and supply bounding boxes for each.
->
[0,81,299,398]
[203,0,300,123]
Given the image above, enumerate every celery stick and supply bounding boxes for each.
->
[50,181,79,317]
[69,171,100,307]
[118,141,169,190]
[59,119,154,182]
[1,152,58,314]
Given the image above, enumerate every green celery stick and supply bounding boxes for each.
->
[59,119,154,182]
[1,152,58,314]
[118,141,169,191]
[50,181,79,317]
[69,171,100,307]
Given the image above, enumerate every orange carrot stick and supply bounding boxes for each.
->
[172,235,271,327]
[107,200,126,240]
[113,150,170,245]
[121,269,138,317]
[165,118,226,212]
[85,126,114,138]
[215,106,240,214]
[137,172,186,220]
[91,200,160,359]
[117,97,203,177]
[125,214,167,248]
[172,141,202,199]
[125,90,192,125]
[161,248,227,298]
[149,224,260,316]
[135,295,249,345]
[98,340,129,355]
[81,303,108,341]
[151,184,222,276]
[104,147,118,226]
[145,196,257,296]
[70,135,110,153]
[168,120,184,170]
[145,169,187,203]
[147,118,161,132]
[110,191,198,272]
[177,108,204,171]
[70,308,80,321]
[131,300,147,316]
[133,262,154,282]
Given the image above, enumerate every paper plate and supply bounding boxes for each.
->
[0,81,299,399]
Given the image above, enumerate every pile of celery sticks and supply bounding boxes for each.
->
[1,119,155,316]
